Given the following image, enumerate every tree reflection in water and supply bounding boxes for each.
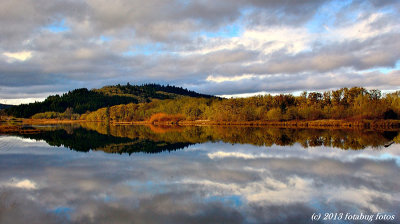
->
[13,123,400,154]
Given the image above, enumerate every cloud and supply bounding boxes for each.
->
[208,151,259,159]
[197,69,400,95]
[0,0,400,102]
[206,74,255,83]
[3,51,32,62]
[3,179,37,190]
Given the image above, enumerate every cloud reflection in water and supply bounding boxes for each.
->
[0,135,399,224]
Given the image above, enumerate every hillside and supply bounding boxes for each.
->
[95,83,212,102]
[5,84,213,118]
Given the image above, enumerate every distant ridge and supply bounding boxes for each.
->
[5,83,214,118]
[0,103,13,110]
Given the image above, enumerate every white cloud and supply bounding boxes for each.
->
[333,13,399,41]
[3,51,32,62]
[208,151,258,159]
[241,27,311,55]
[181,175,314,204]
[243,176,314,204]
[182,26,312,56]
[326,187,392,213]
[4,179,38,190]
[218,91,269,98]
[206,74,255,83]
[0,98,45,105]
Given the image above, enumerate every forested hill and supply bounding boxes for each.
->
[95,83,212,101]
[5,84,213,118]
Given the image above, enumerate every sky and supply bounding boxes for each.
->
[0,0,400,104]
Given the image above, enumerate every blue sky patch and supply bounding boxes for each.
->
[100,35,112,42]
[44,19,69,33]
[205,195,243,207]
[50,206,74,220]
[202,24,242,38]
[306,0,352,33]
[124,43,166,56]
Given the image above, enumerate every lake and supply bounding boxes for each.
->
[0,124,399,223]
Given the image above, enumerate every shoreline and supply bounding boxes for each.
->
[1,118,400,132]
[106,118,400,128]
[180,119,400,129]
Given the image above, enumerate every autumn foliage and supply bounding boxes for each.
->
[41,87,400,124]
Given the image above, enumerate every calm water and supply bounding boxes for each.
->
[0,124,399,224]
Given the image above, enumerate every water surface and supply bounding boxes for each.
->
[0,124,399,223]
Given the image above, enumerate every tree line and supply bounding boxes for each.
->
[83,87,400,123]
[5,88,138,118]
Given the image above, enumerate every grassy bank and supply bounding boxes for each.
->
[1,116,400,133]
[0,117,85,134]
[1,116,85,125]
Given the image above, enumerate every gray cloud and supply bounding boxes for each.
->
[194,70,400,95]
[0,0,86,49]
[245,32,400,75]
